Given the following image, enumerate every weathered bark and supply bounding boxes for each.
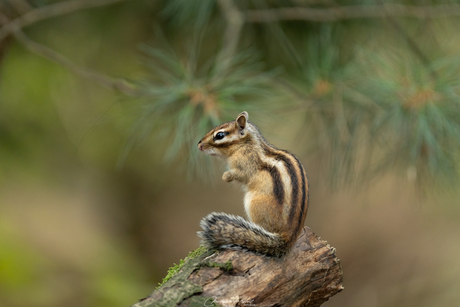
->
[132,227,343,307]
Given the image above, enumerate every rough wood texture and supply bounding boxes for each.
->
[133,227,343,307]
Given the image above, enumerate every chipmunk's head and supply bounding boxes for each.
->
[198,111,250,158]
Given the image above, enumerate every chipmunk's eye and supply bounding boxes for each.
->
[215,132,227,140]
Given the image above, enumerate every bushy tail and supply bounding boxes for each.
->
[198,212,290,258]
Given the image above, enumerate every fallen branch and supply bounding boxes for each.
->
[133,227,343,307]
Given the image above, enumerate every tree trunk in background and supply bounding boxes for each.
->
[132,227,343,307]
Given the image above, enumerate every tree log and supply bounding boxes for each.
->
[132,227,343,307]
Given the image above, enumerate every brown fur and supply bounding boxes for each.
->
[198,111,309,257]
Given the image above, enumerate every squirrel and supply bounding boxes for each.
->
[197,111,309,258]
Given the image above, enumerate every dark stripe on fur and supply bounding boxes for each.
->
[262,144,299,226]
[213,134,253,148]
[261,163,284,205]
[292,155,307,236]
[213,140,239,148]
[278,150,300,226]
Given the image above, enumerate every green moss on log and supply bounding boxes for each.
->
[199,260,233,272]
[132,246,221,307]
[157,245,208,289]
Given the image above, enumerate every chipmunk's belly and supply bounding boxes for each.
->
[244,191,253,221]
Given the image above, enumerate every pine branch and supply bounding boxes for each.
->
[245,4,460,22]
[0,0,132,42]
[13,30,140,95]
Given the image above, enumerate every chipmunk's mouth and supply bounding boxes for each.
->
[205,150,219,157]
[198,145,217,156]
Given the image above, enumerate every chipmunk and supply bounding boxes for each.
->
[197,111,309,258]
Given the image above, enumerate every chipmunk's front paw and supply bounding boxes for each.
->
[222,171,234,182]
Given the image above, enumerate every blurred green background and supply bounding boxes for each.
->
[1,1,460,306]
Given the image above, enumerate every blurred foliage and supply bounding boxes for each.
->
[124,0,460,189]
[344,47,460,187]
[151,1,460,189]
[2,0,460,187]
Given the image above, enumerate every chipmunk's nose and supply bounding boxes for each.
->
[198,140,203,151]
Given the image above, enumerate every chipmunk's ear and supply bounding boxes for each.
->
[236,111,248,135]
